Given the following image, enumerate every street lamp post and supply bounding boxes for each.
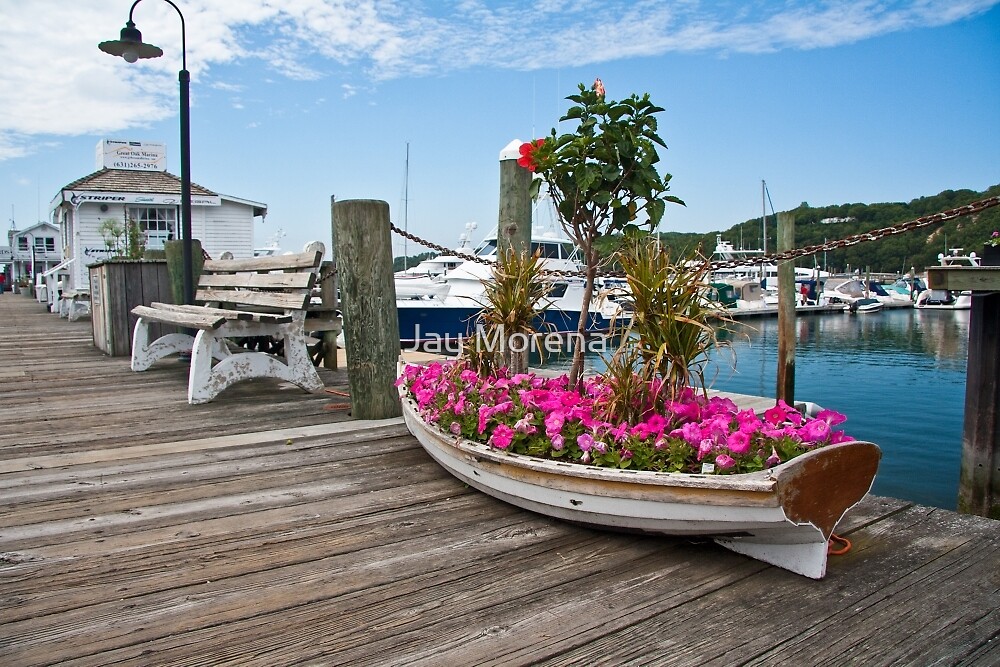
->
[99,0,194,306]
[25,233,36,291]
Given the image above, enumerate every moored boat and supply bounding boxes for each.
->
[914,289,971,310]
[883,276,926,303]
[399,390,881,579]
[913,248,976,310]
[396,226,631,345]
[847,297,883,313]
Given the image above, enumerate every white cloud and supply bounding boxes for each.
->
[0,0,996,160]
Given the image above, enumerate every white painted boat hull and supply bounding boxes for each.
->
[401,395,880,579]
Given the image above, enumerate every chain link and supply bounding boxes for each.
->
[389,195,1000,278]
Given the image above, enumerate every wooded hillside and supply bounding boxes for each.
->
[663,183,1000,274]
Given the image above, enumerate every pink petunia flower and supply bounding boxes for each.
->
[697,439,714,461]
[715,454,736,469]
[490,424,515,449]
[799,419,831,443]
[815,408,847,427]
[726,431,752,455]
[544,411,566,438]
[765,447,781,468]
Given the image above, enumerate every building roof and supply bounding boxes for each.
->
[54,168,267,217]
[7,222,58,245]
[60,168,218,197]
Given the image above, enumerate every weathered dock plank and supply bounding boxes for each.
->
[1,292,998,666]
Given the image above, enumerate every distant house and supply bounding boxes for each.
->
[3,222,61,288]
[48,140,267,292]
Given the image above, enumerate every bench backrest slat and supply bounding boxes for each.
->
[202,250,322,274]
[197,288,311,311]
[199,272,314,290]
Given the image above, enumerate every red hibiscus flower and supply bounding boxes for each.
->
[517,139,544,172]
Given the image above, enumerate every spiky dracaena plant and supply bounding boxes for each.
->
[462,247,552,376]
[600,236,730,421]
[520,79,685,389]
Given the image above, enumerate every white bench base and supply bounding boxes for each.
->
[131,315,324,405]
[59,292,91,321]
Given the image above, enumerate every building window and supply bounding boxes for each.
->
[129,207,177,250]
[35,237,55,253]
[17,238,28,251]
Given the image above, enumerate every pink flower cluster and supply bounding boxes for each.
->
[398,361,854,475]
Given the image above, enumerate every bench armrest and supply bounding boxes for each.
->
[133,305,226,330]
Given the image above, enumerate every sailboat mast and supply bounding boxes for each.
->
[761,180,767,284]
[761,180,767,256]
[403,142,410,270]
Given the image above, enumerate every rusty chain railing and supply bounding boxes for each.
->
[387,195,1000,279]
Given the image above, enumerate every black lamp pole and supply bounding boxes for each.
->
[99,0,194,306]
[26,233,36,285]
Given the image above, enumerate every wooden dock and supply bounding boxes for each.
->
[1,292,998,666]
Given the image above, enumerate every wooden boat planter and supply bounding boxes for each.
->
[400,393,881,579]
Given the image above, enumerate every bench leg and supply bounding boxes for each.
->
[188,330,218,404]
[186,326,324,404]
[131,318,195,371]
[283,329,326,393]
[68,299,91,321]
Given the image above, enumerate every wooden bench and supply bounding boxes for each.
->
[59,289,91,321]
[130,242,326,404]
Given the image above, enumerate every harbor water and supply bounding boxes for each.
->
[542,307,969,511]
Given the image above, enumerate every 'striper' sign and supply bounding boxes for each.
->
[97,139,167,171]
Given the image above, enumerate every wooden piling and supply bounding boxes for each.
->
[331,199,402,419]
[960,292,1000,518]
[497,140,533,258]
[776,212,795,405]
[926,264,1000,518]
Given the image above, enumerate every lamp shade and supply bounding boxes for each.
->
[98,22,164,61]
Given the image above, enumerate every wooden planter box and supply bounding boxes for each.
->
[89,260,177,356]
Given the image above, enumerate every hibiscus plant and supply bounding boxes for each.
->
[519,78,685,387]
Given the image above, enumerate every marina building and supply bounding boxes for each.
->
[48,139,267,293]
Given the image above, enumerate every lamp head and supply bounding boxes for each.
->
[98,21,164,62]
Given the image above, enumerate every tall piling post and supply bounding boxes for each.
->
[497,140,533,258]
[776,211,796,405]
[959,292,1000,518]
[331,199,402,419]
[495,140,534,374]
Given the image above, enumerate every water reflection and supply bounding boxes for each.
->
[712,309,968,511]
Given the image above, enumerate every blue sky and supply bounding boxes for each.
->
[1,0,998,257]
